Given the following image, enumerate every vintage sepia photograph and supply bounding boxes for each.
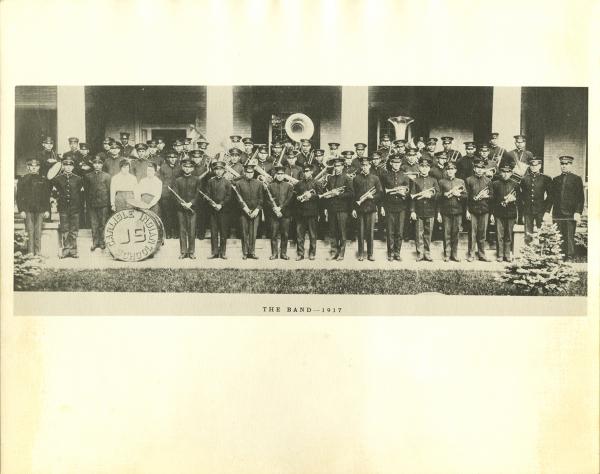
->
[13,85,588,296]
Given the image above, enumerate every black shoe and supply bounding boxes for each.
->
[189,254,197,259]
[416,256,424,262]
[71,254,79,259]
[296,255,304,261]
[281,255,290,260]
[387,256,393,262]
[394,255,402,261]
[220,254,227,260]
[242,255,247,260]
[270,255,278,260]
[336,255,344,261]
[90,246,97,251]
[358,256,364,261]
[209,254,219,259]
[309,255,315,260]
[424,255,433,262]
[249,254,259,260]
[367,256,375,261]
[100,245,106,250]
[328,254,339,261]
[443,256,449,262]
[479,255,491,262]
[450,256,461,262]
[179,254,187,259]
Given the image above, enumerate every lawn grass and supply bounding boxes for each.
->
[17,268,588,296]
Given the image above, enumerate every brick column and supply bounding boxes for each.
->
[341,86,369,152]
[57,86,86,154]
[491,87,522,150]
[206,86,233,156]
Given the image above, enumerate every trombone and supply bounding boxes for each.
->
[411,187,435,200]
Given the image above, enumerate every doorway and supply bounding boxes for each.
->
[151,129,186,146]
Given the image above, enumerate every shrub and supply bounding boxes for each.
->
[497,223,579,295]
[14,231,43,290]
[575,215,588,250]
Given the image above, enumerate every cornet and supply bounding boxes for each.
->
[443,184,465,198]
[356,186,376,206]
[385,185,409,196]
[473,186,490,201]
[319,186,345,199]
[297,189,316,202]
[411,187,435,200]
[501,189,517,207]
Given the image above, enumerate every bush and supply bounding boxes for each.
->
[498,223,579,295]
[575,215,588,250]
[14,231,43,290]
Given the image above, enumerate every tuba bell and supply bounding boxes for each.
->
[387,115,415,144]
[285,113,315,144]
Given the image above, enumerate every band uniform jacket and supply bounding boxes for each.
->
[502,149,533,170]
[62,150,84,175]
[235,177,264,211]
[267,180,295,218]
[103,155,124,177]
[519,172,553,216]
[428,165,447,182]
[435,149,462,163]
[325,173,353,212]
[255,160,273,177]
[492,179,518,219]
[352,172,383,213]
[84,170,111,208]
[120,143,135,158]
[294,178,319,217]
[437,177,467,216]
[17,173,51,213]
[456,155,475,180]
[52,172,83,214]
[550,172,585,217]
[206,175,232,210]
[381,170,411,212]
[369,164,387,181]
[174,174,201,210]
[410,175,439,218]
[36,148,59,176]
[400,161,419,178]
[465,174,493,215]
[297,151,312,168]
[159,163,182,196]
[225,162,244,181]
[489,145,508,163]
[132,158,151,182]
[283,164,303,181]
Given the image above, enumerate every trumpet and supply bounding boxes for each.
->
[501,189,517,207]
[385,185,409,196]
[473,186,490,201]
[297,189,316,202]
[410,187,435,200]
[319,186,345,199]
[282,173,299,185]
[356,186,376,206]
[443,184,465,198]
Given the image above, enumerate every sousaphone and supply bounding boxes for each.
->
[284,113,315,146]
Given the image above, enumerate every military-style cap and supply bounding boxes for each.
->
[156,137,165,144]
[389,155,402,163]
[479,144,490,152]
[68,137,79,143]
[135,143,148,150]
[273,165,285,173]
[513,134,526,140]
[314,149,325,156]
[228,148,241,155]
[354,142,367,149]
[120,132,130,139]
[529,157,542,165]
[287,150,300,160]
[180,157,194,166]
[341,150,355,157]
[197,138,209,146]
[166,150,178,158]
[91,156,103,164]
[146,139,157,146]
[559,155,574,164]
[119,159,129,168]
[173,139,184,146]
[418,156,432,165]
[427,138,438,145]
[213,160,225,169]
[26,158,41,165]
[190,150,203,158]
[464,141,476,148]
[241,137,253,145]
[490,132,500,139]
[102,137,112,144]
[380,134,391,140]
[406,148,418,156]
[230,135,242,142]
[499,165,512,172]
[78,143,89,150]
[327,157,345,166]
[184,138,192,144]
[441,136,454,144]
[299,139,311,145]
[446,162,457,170]
[258,145,268,153]
[62,158,75,165]
[393,139,407,145]
[437,152,448,160]
[415,136,426,144]
[271,141,283,147]
[244,164,255,172]
[355,157,368,165]
[371,151,382,159]
[41,136,54,144]
[109,143,120,150]
[328,142,340,148]
[473,158,486,168]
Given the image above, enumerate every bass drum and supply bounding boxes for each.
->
[104,208,165,262]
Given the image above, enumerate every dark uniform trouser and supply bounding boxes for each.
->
[386,210,406,257]
[240,214,259,256]
[415,217,434,257]
[161,198,179,239]
[209,211,228,256]
[296,216,317,257]
[270,216,290,256]
[89,207,109,248]
[59,212,79,256]
[177,211,197,255]
[357,211,376,257]
[496,217,515,259]
[25,212,44,255]
[442,214,462,259]
[468,213,488,257]
[524,212,544,245]
[554,217,576,258]
[197,201,210,239]
[329,211,348,255]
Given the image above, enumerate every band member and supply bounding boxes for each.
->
[235,164,263,259]
[428,151,448,181]
[327,142,341,158]
[351,157,383,261]
[298,139,313,167]
[206,161,232,259]
[241,137,254,163]
[173,158,201,259]
[393,139,407,167]
[414,136,426,153]
[421,137,438,162]
[294,164,319,260]
[310,149,326,174]
[158,150,182,238]
[190,149,211,239]
[172,139,186,161]
[341,150,358,176]
[410,157,439,261]
[52,158,83,258]
[146,139,159,164]
[96,138,112,162]
[103,142,124,177]
[323,158,353,260]
[436,162,467,262]
[549,155,585,261]
[110,159,137,212]
[190,149,209,177]
[84,157,111,251]
[380,155,411,261]
[503,134,533,170]
[456,141,476,180]
[37,136,59,177]
[267,166,295,260]
[225,148,244,179]
[16,158,51,256]
[271,141,285,165]
[134,162,162,216]
[155,136,167,165]
[282,150,303,182]
[491,165,518,262]
[479,144,497,178]
[132,143,150,181]
[465,158,494,262]
[62,137,83,168]
[75,143,93,176]
[183,137,193,155]
[400,148,419,179]
[519,157,553,244]
[119,132,135,158]
[197,137,210,156]
[229,135,243,153]
[378,134,393,160]
[489,132,508,164]
[352,142,368,168]
[436,136,462,163]
[255,145,273,176]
